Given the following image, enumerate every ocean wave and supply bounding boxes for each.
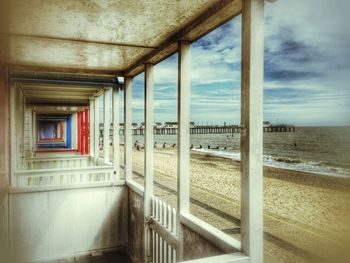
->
[191,148,349,177]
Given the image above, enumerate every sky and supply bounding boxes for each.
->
[122,0,350,126]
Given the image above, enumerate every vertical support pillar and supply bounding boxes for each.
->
[177,40,191,261]
[89,99,95,157]
[77,111,82,154]
[124,77,133,182]
[94,96,100,161]
[32,110,36,155]
[113,85,120,180]
[10,83,16,185]
[84,109,89,155]
[104,89,110,163]
[144,64,154,262]
[241,0,264,262]
[80,111,84,155]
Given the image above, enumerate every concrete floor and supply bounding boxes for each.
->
[41,251,132,263]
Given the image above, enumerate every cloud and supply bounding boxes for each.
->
[127,0,350,126]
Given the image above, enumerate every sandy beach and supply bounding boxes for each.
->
[120,145,350,263]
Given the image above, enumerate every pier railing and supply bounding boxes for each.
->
[102,125,295,136]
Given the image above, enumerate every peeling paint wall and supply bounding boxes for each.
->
[128,188,144,263]
[182,225,223,261]
[0,60,9,259]
[0,60,9,202]
[9,186,127,262]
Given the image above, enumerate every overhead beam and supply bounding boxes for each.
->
[9,64,124,76]
[26,101,89,107]
[23,91,97,97]
[22,85,101,91]
[3,33,157,49]
[11,76,117,87]
[125,0,240,76]
[23,94,90,100]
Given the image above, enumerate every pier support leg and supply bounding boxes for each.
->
[177,40,191,261]
[241,0,264,262]
[144,63,154,262]
[124,77,133,182]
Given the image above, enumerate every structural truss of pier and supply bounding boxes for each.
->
[0,0,271,262]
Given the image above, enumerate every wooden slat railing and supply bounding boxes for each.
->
[151,196,177,263]
[14,165,115,187]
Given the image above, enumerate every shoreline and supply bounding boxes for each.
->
[189,148,350,191]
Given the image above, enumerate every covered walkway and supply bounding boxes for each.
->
[0,0,267,262]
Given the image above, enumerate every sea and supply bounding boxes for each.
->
[128,126,350,177]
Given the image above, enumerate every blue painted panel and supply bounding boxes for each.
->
[66,115,72,149]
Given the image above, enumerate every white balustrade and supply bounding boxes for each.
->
[151,196,177,263]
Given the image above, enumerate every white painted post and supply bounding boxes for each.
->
[144,63,154,262]
[113,84,120,180]
[177,40,191,261]
[89,99,95,157]
[103,89,110,163]
[10,83,16,185]
[94,96,100,161]
[124,77,133,182]
[241,0,264,262]
[32,109,36,156]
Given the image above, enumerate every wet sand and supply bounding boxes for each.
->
[122,145,350,262]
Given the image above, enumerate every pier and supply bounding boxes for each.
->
[101,124,296,136]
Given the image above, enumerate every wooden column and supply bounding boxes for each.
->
[144,64,154,262]
[85,109,89,154]
[94,96,100,161]
[10,83,16,185]
[113,84,120,180]
[124,77,133,182]
[89,99,95,157]
[241,0,264,262]
[77,111,82,154]
[103,89,110,163]
[177,40,191,261]
[32,110,36,155]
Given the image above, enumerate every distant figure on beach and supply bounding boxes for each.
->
[294,142,297,147]
[208,145,210,149]
[172,143,176,147]
[134,140,138,148]
[190,144,194,149]
[163,142,166,148]
[199,145,202,149]
[224,146,227,150]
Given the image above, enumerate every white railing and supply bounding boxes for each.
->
[150,196,177,263]
[23,156,97,170]
[14,165,115,187]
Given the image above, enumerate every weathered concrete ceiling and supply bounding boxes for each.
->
[20,82,105,106]
[0,0,242,77]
